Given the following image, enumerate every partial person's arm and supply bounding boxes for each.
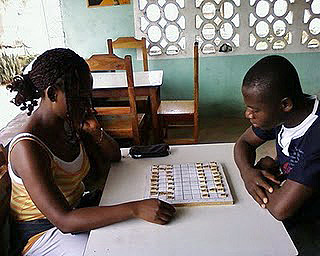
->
[80,114,121,191]
[11,141,175,233]
[234,127,313,220]
[234,127,280,207]
[82,114,121,162]
[263,180,312,220]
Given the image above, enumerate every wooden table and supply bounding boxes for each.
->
[92,70,163,143]
[84,143,297,256]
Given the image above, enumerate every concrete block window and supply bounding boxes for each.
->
[133,0,320,58]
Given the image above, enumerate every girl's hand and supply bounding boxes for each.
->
[132,199,176,225]
[82,112,101,134]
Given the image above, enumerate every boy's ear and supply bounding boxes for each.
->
[280,97,293,112]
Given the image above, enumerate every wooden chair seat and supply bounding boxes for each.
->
[98,114,145,138]
[157,100,194,115]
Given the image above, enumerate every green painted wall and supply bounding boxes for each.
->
[61,1,320,118]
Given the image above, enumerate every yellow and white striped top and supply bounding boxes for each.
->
[8,133,90,253]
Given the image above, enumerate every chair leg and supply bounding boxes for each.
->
[193,115,199,143]
[164,120,168,139]
[140,118,149,145]
[158,116,165,142]
[162,118,169,141]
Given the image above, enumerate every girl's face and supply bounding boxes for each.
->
[66,70,93,132]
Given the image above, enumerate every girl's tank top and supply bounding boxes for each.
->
[8,133,90,253]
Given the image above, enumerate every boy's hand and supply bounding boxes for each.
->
[132,199,176,225]
[255,156,281,178]
[242,166,280,208]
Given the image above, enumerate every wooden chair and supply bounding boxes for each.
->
[157,42,199,144]
[86,48,146,145]
[0,143,10,256]
[104,37,150,115]
[111,37,148,71]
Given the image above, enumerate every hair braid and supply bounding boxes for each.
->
[7,48,90,141]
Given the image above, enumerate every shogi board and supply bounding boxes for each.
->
[145,161,234,206]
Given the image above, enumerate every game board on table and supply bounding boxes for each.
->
[145,161,234,206]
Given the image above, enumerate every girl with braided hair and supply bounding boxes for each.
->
[6,48,175,255]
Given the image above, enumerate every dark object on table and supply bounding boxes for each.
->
[129,144,170,159]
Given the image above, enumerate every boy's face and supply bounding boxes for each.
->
[242,85,284,130]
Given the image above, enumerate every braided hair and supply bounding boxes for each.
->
[7,48,90,142]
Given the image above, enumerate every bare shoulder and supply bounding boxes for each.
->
[10,137,51,179]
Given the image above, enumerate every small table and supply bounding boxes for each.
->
[92,70,163,143]
[84,143,297,256]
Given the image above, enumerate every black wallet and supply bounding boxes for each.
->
[129,144,170,159]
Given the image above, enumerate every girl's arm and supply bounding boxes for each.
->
[81,115,121,162]
[11,140,175,233]
[80,115,121,191]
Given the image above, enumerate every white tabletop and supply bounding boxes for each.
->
[84,143,297,256]
[92,70,163,89]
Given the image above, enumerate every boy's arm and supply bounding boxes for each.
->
[264,180,312,220]
[235,127,313,220]
[234,127,280,207]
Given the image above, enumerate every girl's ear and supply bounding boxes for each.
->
[46,77,66,102]
[280,97,293,112]
[46,86,58,102]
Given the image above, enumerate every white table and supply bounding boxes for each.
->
[92,70,163,89]
[91,70,163,143]
[84,143,297,256]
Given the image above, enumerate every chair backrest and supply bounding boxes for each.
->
[107,37,149,71]
[0,143,10,228]
[193,42,199,144]
[86,44,140,142]
[193,41,199,117]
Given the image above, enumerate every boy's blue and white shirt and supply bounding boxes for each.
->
[253,95,320,189]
